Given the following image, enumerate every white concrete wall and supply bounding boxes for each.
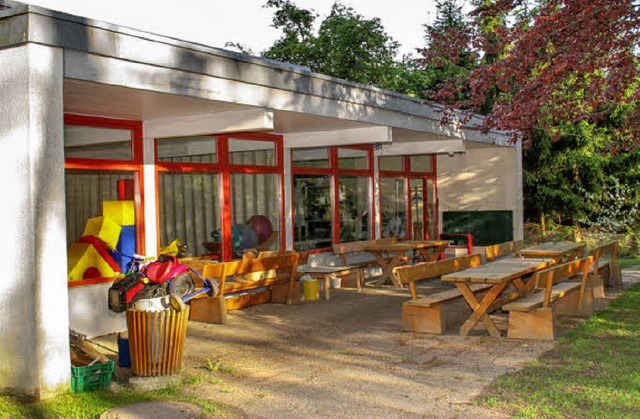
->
[68,284,127,339]
[0,44,70,398]
[437,145,523,240]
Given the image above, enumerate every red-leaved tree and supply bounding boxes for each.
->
[427,0,640,146]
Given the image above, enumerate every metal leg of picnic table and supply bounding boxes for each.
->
[456,282,508,337]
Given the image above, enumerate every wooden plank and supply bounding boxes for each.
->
[508,308,556,340]
[484,240,525,262]
[517,241,585,261]
[441,259,551,284]
[503,282,581,312]
[394,253,483,284]
[404,283,493,307]
[189,295,227,324]
[457,282,506,337]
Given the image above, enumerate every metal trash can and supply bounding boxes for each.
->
[125,305,189,376]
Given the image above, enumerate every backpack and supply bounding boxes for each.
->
[108,272,145,313]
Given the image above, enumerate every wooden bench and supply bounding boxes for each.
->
[484,240,525,262]
[393,254,491,334]
[503,256,594,340]
[186,253,300,324]
[591,241,621,298]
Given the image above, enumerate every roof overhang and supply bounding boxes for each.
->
[0,0,513,151]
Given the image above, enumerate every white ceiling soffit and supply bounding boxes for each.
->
[64,79,255,120]
[284,126,392,148]
[144,109,274,139]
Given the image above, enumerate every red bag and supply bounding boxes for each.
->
[142,255,189,284]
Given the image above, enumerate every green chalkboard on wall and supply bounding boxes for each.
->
[442,211,513,246]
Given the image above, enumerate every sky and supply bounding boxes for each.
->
[26,0,441,58]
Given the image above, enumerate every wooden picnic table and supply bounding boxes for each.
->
[441,257,554,337]
[297,265,364,300]
[362,240,451,288]
[516,241,585,263]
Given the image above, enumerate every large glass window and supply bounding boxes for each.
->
[292,147,329,168]
[338,147,369,170]
[157,136,217,163]
[380,153,437,241]
[339,177,371,242]
[380,177,408,238]
[65,170,136,246]
[158,172,220,257]
[229,138,275,166]
[293,175,332,250]
[64,115,143,285]
[410,155,434,173]
[156,134,283,260]
[410,179,425,240]
[379,156,404,172]
[64,125,133,160]
[230,173,280,252]
[292,146,373,248]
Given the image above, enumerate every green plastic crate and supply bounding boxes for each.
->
[71,360,115,393]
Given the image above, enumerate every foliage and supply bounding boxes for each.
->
[416,0,479,103]
[580,176,640,233]
[262,1,403,90]
[616,256,640,269]
[428,0,640,146]
[262,0,317,66]
[481,283,640,417]
[523,103,640,231]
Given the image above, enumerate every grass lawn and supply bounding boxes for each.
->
[480,283,640,418]
[0,375,224,418]
[617,256,640,270]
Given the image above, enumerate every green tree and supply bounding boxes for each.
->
[261,1,403,90]
[261,0,317,66]
[524,103,640,232]
[415,0,478,103]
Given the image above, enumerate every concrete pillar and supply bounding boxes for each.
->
[0,44,70,399]
[141,128,159,257]
[282,141,293,250]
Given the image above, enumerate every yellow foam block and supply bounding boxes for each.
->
[67,243,117,281]
[102,200,135,226]
[160,238,182,256]
[83,216,121,249]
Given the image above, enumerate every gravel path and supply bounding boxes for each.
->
[181,286,553,418]
[105,271,636,418]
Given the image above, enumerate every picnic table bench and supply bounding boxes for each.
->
[183,253,300,324]
[503,256,594,340]
[590,241,621,298]
[442,257,554,337]
[393,254,487,334]
[484,240,525,262]
[516,241,585,263]
[332,237,399,269]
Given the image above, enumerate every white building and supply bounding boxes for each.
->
[0,0,522,398]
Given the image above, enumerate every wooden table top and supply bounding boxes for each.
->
[362,240,451,252]
[298,265,359,274]
[441,258,553,284]
[517,241,585,258]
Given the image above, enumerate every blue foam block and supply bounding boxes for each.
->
[110,225,136,272]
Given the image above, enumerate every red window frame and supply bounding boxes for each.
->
[155,132,286,261]
[291,145,375,249]
[64,114,145,287]
[378,154,438,240]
